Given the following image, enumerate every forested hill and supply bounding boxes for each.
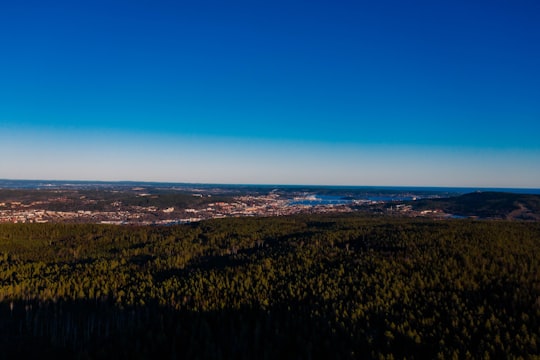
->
[0,215,539,358]
[412,191,540,220]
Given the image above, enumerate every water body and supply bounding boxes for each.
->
[1,180,539,195]
[289,195,353,206]
[289,194,420,206]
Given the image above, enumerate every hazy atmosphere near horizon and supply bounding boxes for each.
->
[1,1,539,188]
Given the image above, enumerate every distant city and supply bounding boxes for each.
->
[1,180,539,224]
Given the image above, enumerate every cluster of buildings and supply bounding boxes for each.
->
[0,194,355,225]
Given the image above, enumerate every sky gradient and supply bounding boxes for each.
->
[1,1,539,187]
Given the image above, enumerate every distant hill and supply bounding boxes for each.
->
[411,191,540,220]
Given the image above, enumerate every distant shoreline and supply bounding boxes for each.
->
[1,179,539,195]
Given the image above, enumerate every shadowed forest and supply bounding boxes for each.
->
[0,215,539,359]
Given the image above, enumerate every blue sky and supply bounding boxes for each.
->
[1,1,539,187]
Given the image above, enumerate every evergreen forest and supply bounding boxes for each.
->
[0,214,539,359]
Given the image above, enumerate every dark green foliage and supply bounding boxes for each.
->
[412,191,540,219]
[0,215,539,358]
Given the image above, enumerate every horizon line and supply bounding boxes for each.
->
[1,178,539,191]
